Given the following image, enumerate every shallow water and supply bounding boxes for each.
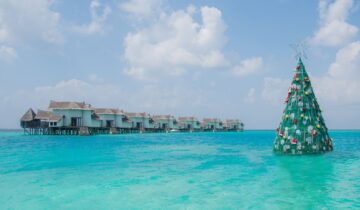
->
[0,131,359,209]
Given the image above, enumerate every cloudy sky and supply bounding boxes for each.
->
[1,0,360,129]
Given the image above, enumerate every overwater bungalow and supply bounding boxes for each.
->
[178,117,201,131]
[48,101,101,128]
[202,118,223,131]
[94,108,132,133]
[152,115,178,131]
[125,112,153,132]
[20,108,38,134]
[224,119,244,131]
[20,100,244,135]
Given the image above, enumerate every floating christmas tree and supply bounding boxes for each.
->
[273,58,333,155]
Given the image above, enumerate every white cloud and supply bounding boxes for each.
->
[87,73,104,83]
[245,88,256,103]
[312,0,358,47]
[122,3,264,80]
[0,0,63,45]
[0,0,63,62]
[123,6,229,80]
[310,0,360,105]
[33,79,123,104]
[261,77,289,104]
[232,57,263,76]
[314,41,360,103]
[0,45,17,63]
[120,0,163,19]
[73,0,111,35]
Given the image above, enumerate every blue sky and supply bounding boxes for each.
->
[1,0,360,129]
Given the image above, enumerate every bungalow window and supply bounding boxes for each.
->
[71,117,81,127]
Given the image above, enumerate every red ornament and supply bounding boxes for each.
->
[312,130,317,137]
[279,131,284,136]
[291,138,297,144]
[293,119,297,125]
[276,128,279,133]
[296,65,300,70]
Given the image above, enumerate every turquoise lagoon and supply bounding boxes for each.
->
[0,131,359,209]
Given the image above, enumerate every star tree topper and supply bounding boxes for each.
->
[290,41,309,60]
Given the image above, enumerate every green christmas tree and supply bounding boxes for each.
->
[273,58,333,155]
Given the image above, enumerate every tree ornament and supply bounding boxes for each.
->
[312,130,317,137]
[308,125,313,133]
[306,137,313,144]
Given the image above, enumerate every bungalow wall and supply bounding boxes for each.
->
[95,113,129,128]
[203,121,223,130]
[154,119,177,129]
[49,119,64,127]
[129,117,151,129]
[114,115,124,128]
[120,120,132,128]
[227,123,240,130]
[179,120,201,130]
[52,109,100,127]
[97,114,115,127]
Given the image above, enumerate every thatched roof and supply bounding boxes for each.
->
[94,108,114,115]
[203,118,222,123]
[35,110,61,122]
[125,112,150,118]
[152,115,175,121]
[48,100,91,110]
[178,117,198,122]
[95,108,125,115]
[225,119,241,124]
[20,108,36,122]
